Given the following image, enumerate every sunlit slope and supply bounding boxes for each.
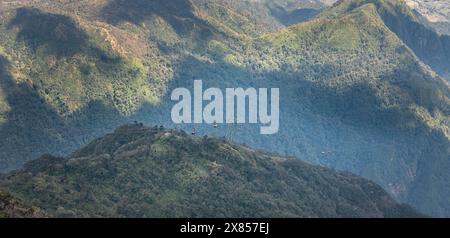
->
[321,0,450,81]
[0,0,254,170]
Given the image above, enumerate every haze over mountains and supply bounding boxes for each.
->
[0,0,449,217]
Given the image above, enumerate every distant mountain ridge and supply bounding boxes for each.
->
[0,124,423,218]
[405,0,450,35]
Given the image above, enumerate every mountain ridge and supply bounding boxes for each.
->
[0,124,423,218]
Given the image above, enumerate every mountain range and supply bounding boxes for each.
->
[0,0,449,217]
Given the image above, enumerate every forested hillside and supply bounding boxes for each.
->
[0,190,46,218]
[0,0,449,216]
[322,0,450,81]
[0,124,422,218]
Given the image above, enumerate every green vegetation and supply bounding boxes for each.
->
[0,190,46,218]
[4,7,166,116]
[321,0,450,81]
[0,0,448,217]
[0,124,422,218]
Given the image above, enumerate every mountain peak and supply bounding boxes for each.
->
[322,0,412,18]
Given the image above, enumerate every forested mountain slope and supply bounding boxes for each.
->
[0,190,46,218]
[0,124,422,218]
[323,0,450,81]
[0,0,449,216]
